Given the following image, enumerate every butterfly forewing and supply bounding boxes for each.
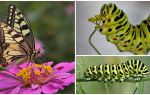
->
[7,5,35,51]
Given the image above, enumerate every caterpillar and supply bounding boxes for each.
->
[88,3,150,55]
[84,59,149,82]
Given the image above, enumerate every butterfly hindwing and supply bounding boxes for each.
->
[0,22,28,65]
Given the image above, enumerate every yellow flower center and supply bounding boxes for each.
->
[16,64,53,87]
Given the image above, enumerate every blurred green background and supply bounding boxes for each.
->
[76,56,150,94]
[0,2,75,94]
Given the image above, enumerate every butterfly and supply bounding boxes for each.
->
[0,5,40,67]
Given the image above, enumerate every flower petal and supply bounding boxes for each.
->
[50,83,64,90]
[35,39,45,57]
[51,72,72,79]
[11,85,22,94]
[0,72,22,93]
[50,73,75,86]
[18,62,33,68]
[19,87,41,94]
[0,71,21,81]
[61,74,75,86]
[31,84,40,89]
[0,89,12,94]
[49,79,64,87]
[0,78,21,90]
[7,65,22,74]
[53,62,75,73]
[44,61,53,66]
[50,79,64,84]
[41,82,65,94]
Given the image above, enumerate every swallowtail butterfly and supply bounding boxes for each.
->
[0,5,40,67]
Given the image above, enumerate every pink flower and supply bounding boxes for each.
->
[65,4,74,16]
[0,61,75,94]
[35,39,45,57]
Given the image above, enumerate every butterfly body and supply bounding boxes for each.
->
[0,5,40,66]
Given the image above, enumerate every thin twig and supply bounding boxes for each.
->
[88,28,101,55]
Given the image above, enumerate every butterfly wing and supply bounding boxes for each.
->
[7,5,35,51]
[0,22,28,65]
[0,5,38,66]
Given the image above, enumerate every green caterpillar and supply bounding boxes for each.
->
[88,3,150,55]
[84,59,149,82]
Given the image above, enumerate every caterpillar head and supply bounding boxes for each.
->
[99,3,119,34]
[83,71,92,81]
[100,3,117,17]
[88,3,120,34]
[100,4,108,17]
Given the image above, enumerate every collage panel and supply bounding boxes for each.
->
[0,1,75,94]
[0,0,150,94]
[76,1,150,94]
[76,56,150,94]
[76,1,150,55]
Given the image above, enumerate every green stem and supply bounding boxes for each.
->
[136,82,140,93]
[133,87,137,94]
[88,28,101,55]
[141,82,144,94]
[77,78,150,83]
[81,56,86,68]
[104,83,110,94]
[133,82,144,94]
[77,82,85,94]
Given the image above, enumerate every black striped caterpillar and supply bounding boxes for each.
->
[84,59,149,82]
[88,3,150,55]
